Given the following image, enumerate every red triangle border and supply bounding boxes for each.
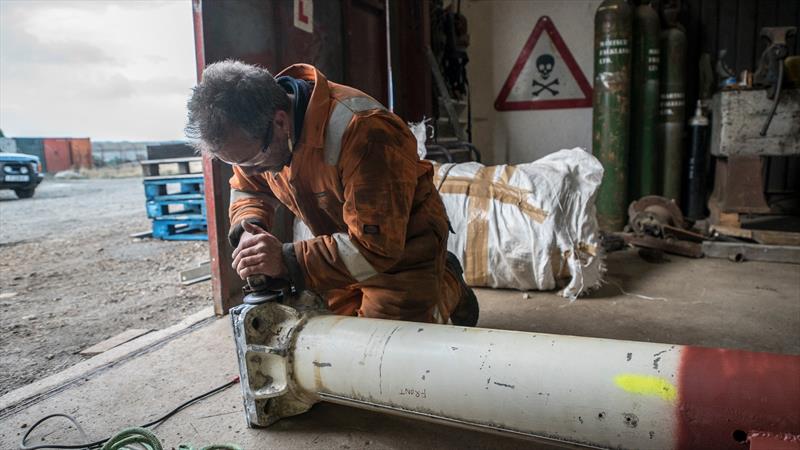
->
[494,16,593,111]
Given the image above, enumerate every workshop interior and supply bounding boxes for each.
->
[0,0,799,449]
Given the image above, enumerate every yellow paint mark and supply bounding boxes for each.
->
[614,374,677,402]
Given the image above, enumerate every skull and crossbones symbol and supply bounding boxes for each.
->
[532,54,559,96]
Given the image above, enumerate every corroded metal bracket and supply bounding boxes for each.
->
[230,291,325,427]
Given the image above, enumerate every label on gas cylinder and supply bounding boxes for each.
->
[647,48,660,73]
[659,92,684,116]
[597,38,630,66]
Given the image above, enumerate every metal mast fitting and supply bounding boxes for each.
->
[232,300,800,449]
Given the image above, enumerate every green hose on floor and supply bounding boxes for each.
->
[20,378,243,450]
[99,427,243,450]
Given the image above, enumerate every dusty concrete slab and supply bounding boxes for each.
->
[477,249,800,355]
[80,328,152,356]
[1,249,798,449]
[0,178,210,396]
[0,307,214,414]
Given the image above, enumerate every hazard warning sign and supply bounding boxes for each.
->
[495,16,592,111]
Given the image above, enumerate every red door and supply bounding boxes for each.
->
[69,138,93,169]
[342,0,388,106]
[43,139,72,173]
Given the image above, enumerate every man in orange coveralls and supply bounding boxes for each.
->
[186,60,478,325]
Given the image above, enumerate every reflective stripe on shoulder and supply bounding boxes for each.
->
[332,232,378,282]
[324,96,386,166]
[230,189,280,209]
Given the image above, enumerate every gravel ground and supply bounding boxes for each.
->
[0,177,210,396]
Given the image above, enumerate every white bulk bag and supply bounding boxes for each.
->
[433,147,605,298]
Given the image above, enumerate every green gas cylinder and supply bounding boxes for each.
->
[630,0,660,201]
[592,0,633,231]
[658,5,687,202]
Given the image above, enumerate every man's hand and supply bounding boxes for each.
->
[232,221,288,280]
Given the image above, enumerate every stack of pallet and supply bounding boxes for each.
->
[140,157,207,241]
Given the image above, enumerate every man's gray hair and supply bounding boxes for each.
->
[185,60,290,154]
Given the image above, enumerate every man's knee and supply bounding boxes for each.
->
[358,274,442,322]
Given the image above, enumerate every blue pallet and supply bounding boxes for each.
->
[146,197,206,219]
[151,211,206,223]
[143,176,204,200]
[151,193,205,202]
[152,218,208,241]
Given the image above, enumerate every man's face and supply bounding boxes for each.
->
[216,111,292,175]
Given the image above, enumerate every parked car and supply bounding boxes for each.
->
[0,152,44,198]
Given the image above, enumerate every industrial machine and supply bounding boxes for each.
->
[708,27,799,227]
[754,27,797,136]
[231,277,800,449]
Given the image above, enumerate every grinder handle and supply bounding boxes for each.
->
[246,274,290,292]
[240,221,290,292]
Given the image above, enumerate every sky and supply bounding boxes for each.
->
[0,0,197,141]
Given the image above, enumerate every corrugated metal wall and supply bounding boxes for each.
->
[683,0,799,77]
[14,138,46,172]
[12,137,93,172]
[682,0,800,197]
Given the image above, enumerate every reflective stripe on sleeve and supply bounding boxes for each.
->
[332,232,378,282]
[230,189,280,208]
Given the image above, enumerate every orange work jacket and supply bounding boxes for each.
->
[228,64,450,316]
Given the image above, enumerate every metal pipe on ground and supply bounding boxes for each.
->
[232,300,800,450]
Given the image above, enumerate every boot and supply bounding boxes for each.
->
[445,252,479,327]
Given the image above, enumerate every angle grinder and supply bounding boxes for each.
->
[242,274,291,305]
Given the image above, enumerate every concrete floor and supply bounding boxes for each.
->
[1,249,798,449]
[479,249,800,355]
